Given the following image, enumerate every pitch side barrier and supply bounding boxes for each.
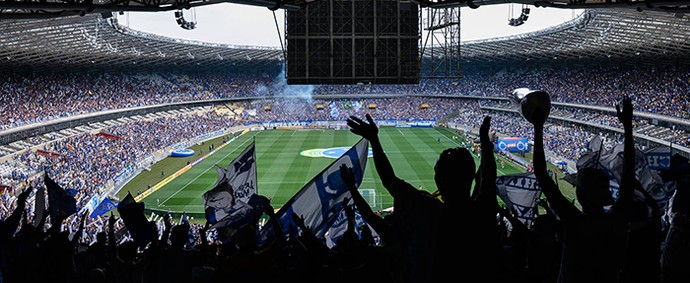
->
[131,129,249,203]
[103,128,249,206]
[482,106,690,158]
[247,120,436,129]
[445,122,569,172]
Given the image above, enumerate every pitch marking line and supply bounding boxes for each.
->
[159,136,254,206]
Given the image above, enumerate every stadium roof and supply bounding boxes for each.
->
[0,0,689,19]
[0,14,283,73]
[2,7,690,73]
[458,8,690,66]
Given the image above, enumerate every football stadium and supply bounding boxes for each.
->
[0,0,689,281]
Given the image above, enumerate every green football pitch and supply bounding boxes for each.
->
[119,127,568,217]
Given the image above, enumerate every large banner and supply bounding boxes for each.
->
[265,138,369,239]
[496,137,530,153]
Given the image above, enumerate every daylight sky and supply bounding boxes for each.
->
[121,3,582,48]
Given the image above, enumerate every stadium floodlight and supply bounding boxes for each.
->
[508,5,530,27]
[174,9,197,30]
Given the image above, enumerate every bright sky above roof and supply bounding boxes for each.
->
[122,3,583,47]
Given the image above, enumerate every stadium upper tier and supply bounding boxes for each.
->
[2,64,689,134]
[2,8,690,72]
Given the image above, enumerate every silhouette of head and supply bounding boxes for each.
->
[576,167,614,213]
[96,232,106,244]
[434,147,475,202]
[230,224,257,253]
[171,223,190,249]
[118,241,138,262]
[88,268,106,281]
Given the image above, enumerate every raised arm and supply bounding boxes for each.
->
[107,212,121,263]
[0,187,31,241]
[161,213,172,247]
[476,116,498,211]
[71,212,87,246]
[290,213,334,259]
[616,96,635,212]
[347,114,399,193]
[256,196,286,254]
[339,198,359,248]
[530,106,580,220]
[340,164,393,241]
[199,221,210,247]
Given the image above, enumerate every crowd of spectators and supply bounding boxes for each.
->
[1,111,238,214]
[1,65,689,131]
[3,94,675,199]
[0,98,686,283]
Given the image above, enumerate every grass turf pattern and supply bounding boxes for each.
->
[120,127,570,214]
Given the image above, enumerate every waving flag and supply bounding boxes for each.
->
[90,198,118,218]
[203,141,257,225]
[33,186,45,227]
[267,138,369,239]
[117,192,155,248]
[45,173,77,227]
[575,136,676,209]
[496,173,542,226]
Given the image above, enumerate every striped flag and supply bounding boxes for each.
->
[266,138,369,239]
[496,173,542,226]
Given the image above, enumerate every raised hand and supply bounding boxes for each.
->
[79,211,87,229]
[163,213,172,229]
[17,187,32,203]
[479,116,493,150]
[201,221,210,233]
[346,114,378,141]
[108,212,116,228]
[339,164,356,190]
[343,197,354,217]
[616,96,633,128]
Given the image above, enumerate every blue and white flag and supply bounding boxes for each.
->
[576,135,604,170]
[644,146,671,171]
[204,141,257,225]
[496,173,542,226]
[268,138,369,239]
[576,137,676,209]
[90,198,118,218]
[324,204,372,248]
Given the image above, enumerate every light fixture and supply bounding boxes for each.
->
[174,9,197,30]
